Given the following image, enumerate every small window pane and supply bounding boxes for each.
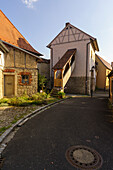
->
[21,75,29,84]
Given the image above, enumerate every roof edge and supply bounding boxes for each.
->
[2,40,41,59]
[96,54,112,70]
[0,10,43,56]
[0,40,9,53]
[53,48,76,70]
[47,23,98,48]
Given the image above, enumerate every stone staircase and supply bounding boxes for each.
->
[50,87,61,97]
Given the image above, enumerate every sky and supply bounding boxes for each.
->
[1,0,113,63]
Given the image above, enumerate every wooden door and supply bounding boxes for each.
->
[4,75,14,96]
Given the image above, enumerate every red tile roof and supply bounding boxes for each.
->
[0,10,42,56]
[37,58,50,63]
[96,54,112,70]
[53,49,76,70]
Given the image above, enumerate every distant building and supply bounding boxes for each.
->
[108,62,113,104]
[37,58,50,89]
[95,55,112,90]
[0,10,42,98]
[47,22,99,94]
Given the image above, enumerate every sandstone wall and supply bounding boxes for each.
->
[3,45,38,97]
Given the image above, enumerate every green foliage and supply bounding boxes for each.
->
[0,98,9,104]
[0,90,61,107]
[38,74,47,90]
[31,92,47,101]
[0,103,9,107]
[58,91,65,99]
[8,97,30,106]
[46,93,50,99]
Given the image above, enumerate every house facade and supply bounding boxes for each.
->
[108,63,113,103]
[47,22,99,94]
[95,55,112,90]
[0,10,42,98]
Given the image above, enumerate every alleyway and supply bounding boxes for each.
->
[1,96,113,170]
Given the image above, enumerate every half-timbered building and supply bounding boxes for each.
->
[0,10,42,98]
[47,22,99,94]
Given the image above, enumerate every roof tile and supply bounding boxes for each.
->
[0,10,42,56]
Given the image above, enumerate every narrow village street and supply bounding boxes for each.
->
[1,95,113,170]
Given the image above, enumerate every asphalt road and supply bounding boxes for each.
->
[1,97,113,170]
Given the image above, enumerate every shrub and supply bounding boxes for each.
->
[38,74,47,91]
[8,97,28,106]
[0,103,9,107]
[40,92,47,99]
[46,93,50,99]
[58,91,65,99]
[0,98,9,104]
[31,92,47,101]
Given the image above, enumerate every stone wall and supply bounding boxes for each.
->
[16,68,38,96]
[37,62,50,80]
[3,44,38,97]
[64,77,91,95]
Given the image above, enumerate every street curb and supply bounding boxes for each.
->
[0,97,71,146]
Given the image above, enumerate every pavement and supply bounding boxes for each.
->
[1,95,113,170]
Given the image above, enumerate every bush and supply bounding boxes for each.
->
[38,74,47,91]
[8,97,29,106]
[31,92,47,101]
[21,94,29,100]
[0,98,9,104]
[58,91,65,99]
[0,103,9,107]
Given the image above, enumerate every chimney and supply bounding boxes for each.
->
[65,22,70,27]
[111,62,113,70]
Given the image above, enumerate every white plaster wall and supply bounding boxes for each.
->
[88,44,96,78]
[51,39,90,77]
[0,51,4,98]
[0,69,3,98]
[0,50,4,69]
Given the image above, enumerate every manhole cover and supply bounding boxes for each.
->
[65,145,103,169]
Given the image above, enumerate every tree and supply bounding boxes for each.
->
[38,74,47,91]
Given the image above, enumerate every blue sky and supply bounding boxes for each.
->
[1,0,113,63]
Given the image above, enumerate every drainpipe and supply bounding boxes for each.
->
[85,41,91,95]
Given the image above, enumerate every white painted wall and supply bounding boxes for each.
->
[0,50,4,69]
[0,50,4,98]
[89,44,96,79]
[51,39,90,77]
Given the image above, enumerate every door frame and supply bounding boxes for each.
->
[3,73,17,97]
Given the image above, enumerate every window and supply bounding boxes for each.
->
[21,75,29,84]
[63,63,69,77]
[18,72,32,86]
[71,55,75,66]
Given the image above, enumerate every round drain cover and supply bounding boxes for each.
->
[65,145,103,169]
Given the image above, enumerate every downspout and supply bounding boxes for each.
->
[85,41,91,95]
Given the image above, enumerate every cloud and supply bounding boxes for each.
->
[22,0,39,8]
